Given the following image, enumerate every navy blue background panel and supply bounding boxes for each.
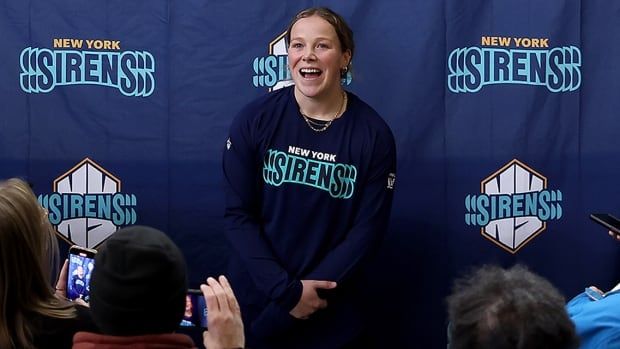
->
[1,1,619,347]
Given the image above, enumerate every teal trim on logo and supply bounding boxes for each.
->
[20,47,156,97]
[263,149,357,199]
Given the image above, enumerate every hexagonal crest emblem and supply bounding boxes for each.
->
[38,158,137,248]
[268,31,294,91]
[465,159,563,253]
[251,31,292,91]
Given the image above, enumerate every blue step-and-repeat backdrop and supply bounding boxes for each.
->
[2,0,620,347]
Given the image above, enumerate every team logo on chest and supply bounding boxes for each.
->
[262,146,357,199]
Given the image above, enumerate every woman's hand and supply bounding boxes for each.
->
[54,259,90,307]
[54,259,68,299]
[289,280,337,319]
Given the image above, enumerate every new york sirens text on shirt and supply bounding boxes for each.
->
[448,36,581,93]
[252,32,352,91]
[464,159,562,253]
[37,158,138,249]
[263,146,357,199]
[20,38,155,97]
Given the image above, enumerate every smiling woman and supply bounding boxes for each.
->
[285,8,353,121]
[222,7,397,349]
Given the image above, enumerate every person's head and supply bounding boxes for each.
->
[75,265,84,278]
[446,264,579,349]
[0,178,73,349]
[286,7,354,99]
[184,295,193,318]
[89,225,188,336]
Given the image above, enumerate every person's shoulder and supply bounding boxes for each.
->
[31,304,99,349]
[70,304,99,333]
[578,314,620,349]
[347,92,395,143]
[228,86,294,142]
[235,86,293,123]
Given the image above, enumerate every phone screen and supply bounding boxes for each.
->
[590,213,620,235]
[67,246,96,302]
[179,289,208,329]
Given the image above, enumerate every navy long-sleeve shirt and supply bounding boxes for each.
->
[223,86,396,348]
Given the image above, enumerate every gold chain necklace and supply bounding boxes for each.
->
[299,92,347,132]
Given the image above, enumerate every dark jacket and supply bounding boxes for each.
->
[31,304,98,349]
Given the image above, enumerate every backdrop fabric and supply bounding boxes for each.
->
[1,0,619,347]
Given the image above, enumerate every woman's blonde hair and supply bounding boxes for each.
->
[0,178,75,349]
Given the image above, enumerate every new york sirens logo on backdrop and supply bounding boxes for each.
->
[38,158,138,248]
[252,32,292,91]
[252,32,352,91]
[448,36,581,93]
[20,38,155,97]
[464,159,562,253]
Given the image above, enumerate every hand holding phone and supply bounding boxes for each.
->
[66,246,97,303]
[201,276,244,349]
[54,259,70,298]
[590,213,620,240]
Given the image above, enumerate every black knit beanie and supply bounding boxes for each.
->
[89,225,188,336]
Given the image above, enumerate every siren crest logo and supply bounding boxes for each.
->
[464,159,562,253]
[252,32,293,91]
[448,36,581,93]
[20,38,155,97]
[252,32,352,91]
[38,158,138,248]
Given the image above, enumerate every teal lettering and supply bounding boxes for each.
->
[273,151,287,185]
[305,161,319,185]
[70,195,83,218]
[317,162,333,189]
[524,192,537,216]
[85,195,97,218]
[290,157,306,183]
[262,149,356,199]
[447,47,581,93]
[112,194,124,225]
[330,165,343,197]
[538,191,551,220]
[49,194,62,225]
[512,193,524,217]
[98,195,111,220]
[498,195,511,219]
[476,195,490,226]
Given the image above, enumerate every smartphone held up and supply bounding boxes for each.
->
[179,289,208,329]
[590,213,620,239]
[66,245,96,303]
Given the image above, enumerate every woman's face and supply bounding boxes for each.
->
[185,295,193,316]
[288,15,351,100]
